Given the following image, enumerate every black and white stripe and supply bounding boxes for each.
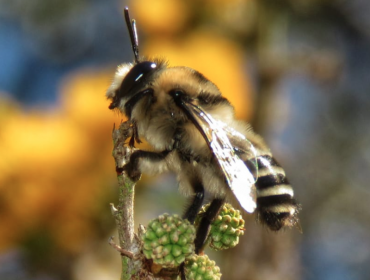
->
[245,155,298,231]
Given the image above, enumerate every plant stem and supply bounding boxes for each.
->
[111,121,141,280]
[110,121,171,280]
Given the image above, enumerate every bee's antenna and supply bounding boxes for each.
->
[124,7,140,63]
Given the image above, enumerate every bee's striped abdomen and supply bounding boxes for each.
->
[245,155,299,231]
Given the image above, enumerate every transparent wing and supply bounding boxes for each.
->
[222,124,260,181]
[185,103,257,213]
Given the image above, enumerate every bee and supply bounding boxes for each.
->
[107,8,299,254]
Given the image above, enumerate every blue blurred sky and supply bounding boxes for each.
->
[0,0,130,106]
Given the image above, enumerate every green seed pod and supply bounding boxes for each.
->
[182,243,194,254]
[143,249,152,259]
[163,244,172,256]
[150,220,161,230]
[158,234,170,245]
[145,229,157,240]
[175,254,186,265]
[163,254,175,266]
[155,226,166,237]
[184,254,221,280]
[140,214,196,268]
[197,203,245,251]
[171,244,183,257]
[170,231,180,243]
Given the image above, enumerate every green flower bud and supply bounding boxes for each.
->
[184,255,221,280]
[140,214,195,268]
[197,203,245,251]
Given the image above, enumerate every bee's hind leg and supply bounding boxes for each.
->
[194,198,224,254]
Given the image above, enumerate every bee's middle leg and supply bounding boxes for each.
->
[182,178,205,224]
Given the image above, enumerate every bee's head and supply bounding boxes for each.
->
[106,60,161,117]
[106,8,161,118]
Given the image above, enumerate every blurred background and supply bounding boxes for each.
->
[1,0,370,279]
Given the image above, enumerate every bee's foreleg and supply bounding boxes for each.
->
[122,150,170,181]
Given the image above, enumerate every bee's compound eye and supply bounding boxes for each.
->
[119,61,158,98]
[170,90,184,98]
[131,61,157,82]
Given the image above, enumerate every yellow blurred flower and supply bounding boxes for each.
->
[0,68,120,252]
[129,0,190,35]
[59,67,123,135]
[1,113,89,174]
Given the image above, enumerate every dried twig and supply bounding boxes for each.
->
[109,236,140,260]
